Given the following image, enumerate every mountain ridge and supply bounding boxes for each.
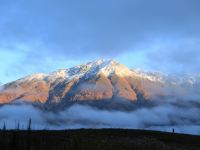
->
[0,59,199,106]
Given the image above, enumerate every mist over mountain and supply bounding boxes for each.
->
[0,99,200,135]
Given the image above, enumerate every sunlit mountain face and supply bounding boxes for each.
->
[0,59,199,105]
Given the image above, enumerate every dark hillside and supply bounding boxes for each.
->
[0,129,199,150]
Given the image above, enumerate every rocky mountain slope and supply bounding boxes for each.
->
[0,60,199,105]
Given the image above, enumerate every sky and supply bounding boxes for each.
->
[0,0,200,83]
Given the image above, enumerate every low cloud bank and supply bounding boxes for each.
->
[0,97,200,135]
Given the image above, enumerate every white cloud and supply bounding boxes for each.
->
[0,98,200,135]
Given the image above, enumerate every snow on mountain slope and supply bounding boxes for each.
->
[0,59,199,105]
[9,59,164,85]
[0,82,3,91]
[48,60,133,80]
[47,59,163,83]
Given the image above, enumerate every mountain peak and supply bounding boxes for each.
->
[48,59,131,80]
[73,59,132,78]
[9,59,164,84]
[84,59,119,67]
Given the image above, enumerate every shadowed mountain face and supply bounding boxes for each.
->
[0,60,198,105]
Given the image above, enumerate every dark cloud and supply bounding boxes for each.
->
[1,0,200,54]
[146,38,200,73]
[0,0,200,81]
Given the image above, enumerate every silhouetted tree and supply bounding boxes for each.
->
[17,121,20,131]
[172,128,175,133]
[26,118,32,150]
[27,118,32,131]
[3,122,6,131]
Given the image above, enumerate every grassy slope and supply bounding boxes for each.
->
[0,129,199,150]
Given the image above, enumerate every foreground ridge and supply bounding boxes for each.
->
[0,129,199,150]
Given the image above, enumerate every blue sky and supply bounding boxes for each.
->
[0,0,200,83]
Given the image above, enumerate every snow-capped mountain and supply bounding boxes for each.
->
[0,82,3,89]
[0,59,199,105]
